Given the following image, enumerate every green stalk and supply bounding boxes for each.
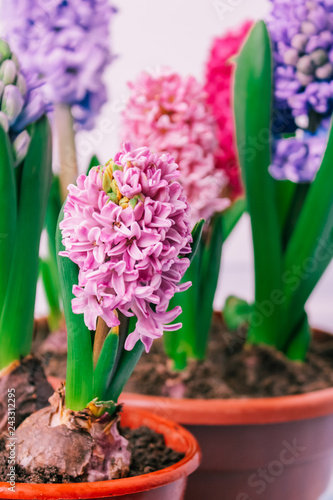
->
[234,21,283,348]
[54,104,78,203]
[94,328,119,400]
[221,198,247,240]
[0,126,16,313]
[281,122,333,348]
[281,183,309,252]
[0,117,52,369]
[195,215,224,359]
[285,313,310,361]
[40,257,62,330]
[163,219,205,367]
[105,341,144,403]
[56,206,94,411]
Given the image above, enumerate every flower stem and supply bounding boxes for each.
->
[93,317,111,368]
[54,104,77,202]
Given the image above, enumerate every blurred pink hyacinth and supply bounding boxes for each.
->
[122,71,230,227]
[60,142,192,352]
[205,21,253,200]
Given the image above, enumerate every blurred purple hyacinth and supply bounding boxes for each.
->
[1,0,115,130]
[270,135,326,182]
[267,0,333,129]
[0,38,46,164]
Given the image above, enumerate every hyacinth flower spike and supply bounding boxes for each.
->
[9,143,202,481]
[0,38,52,432]
[228,20,333,361]
[2,0,115,200]
[2,0,115,330]
[122,70,245,370]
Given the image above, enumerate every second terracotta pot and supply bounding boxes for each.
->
[122,386,333,500]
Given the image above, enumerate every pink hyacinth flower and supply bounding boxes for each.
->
[122,70,230,227]
[60,142,193,352]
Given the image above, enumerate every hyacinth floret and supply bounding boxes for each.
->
[122,70,230,226]
[60,142,193,352]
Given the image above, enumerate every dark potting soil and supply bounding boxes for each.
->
[125,314,333,399]
[0,426,184,483]
[0,356,53,434]
[35,329,67,380]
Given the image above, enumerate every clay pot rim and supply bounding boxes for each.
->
[0,407,201,499]
[121,387,333,426]
[122,328,333,426]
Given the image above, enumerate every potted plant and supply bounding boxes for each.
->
[121,14,333,500]
[0,37,54,434]
[0,142,201,498]
[1,0,116,343]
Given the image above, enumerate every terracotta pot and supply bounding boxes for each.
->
[0,407,200,500]
[121,332,333,500]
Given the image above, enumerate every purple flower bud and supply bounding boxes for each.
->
[291,34,308,52]
[316,62,333,79]
[13,130,30,166]
[310,49,328,67]
[0,60,17,85]
[0,39,11,63]
[0,111,9,133]
[1,84,24,124]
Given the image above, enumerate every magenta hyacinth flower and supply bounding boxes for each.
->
[122,71,230,227]
[205,21,253,200]
[60,142,193,352]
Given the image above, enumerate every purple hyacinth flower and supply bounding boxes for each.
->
[1,0,115,130]
[267,0,333,129]
[269,135,327,182]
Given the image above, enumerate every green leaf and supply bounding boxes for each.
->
[0,126,16,314]
[40,257,62,330]
[280,183,309,252]
[0,116,52,369]
[234,21,282,348]
[188,218,205,263]
[94,329,119,400]
[285,313,310,362]
[223,295,252,331]
[56,205,94,411]
[105,341,144,403]
[45,175,62,261]
[195,215,224,359]
[221,198,247,240]
[272,179,296,248]
[163,243,203,366]
[87,154,101,175]
[282,121,333,344]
